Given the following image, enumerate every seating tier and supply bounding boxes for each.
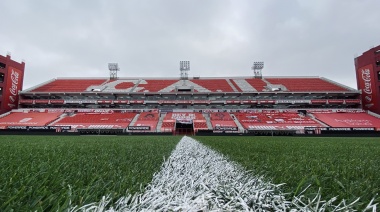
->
[244,79,267,91]
[54,112,136,129]
[265,78,348,92]
[210,112,237,130]
[191,79,234,92]
[31,79,107,92]
[133,112,160,131]
[313,112,380,127]
[234,112,323,130]
[0,112,62,127]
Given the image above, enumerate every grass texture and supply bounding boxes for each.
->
[0,135,179,211]
[197,136,380,210]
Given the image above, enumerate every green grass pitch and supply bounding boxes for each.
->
[197,136,380,210]
[0,135,379,210]
[0,135,180,211]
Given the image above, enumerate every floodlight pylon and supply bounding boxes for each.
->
[108,63,119,80]
[252,62,264,79]
[180,61,190,80]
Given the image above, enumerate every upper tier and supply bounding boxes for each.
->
[25,77,353,93]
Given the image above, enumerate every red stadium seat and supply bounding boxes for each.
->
[132,112,160,131]
[191,79,234,92]
[54,112,137,129]
[0,111,63,127]
[31,79,107,92]
[313,112,380,127]
[265,78,348,92]
[234,112,323,130]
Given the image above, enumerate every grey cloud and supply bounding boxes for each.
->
[0,0,379,89]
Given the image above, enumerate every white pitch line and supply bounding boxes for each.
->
[73,136,374,212]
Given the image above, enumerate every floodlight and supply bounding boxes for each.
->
[108,63,120,79]
[252,61,264,79]
[180,61,190,79]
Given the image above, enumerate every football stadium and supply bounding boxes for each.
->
[1,48,380,136]
[0,46,380,211]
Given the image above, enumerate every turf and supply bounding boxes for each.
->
[0,135,180,211]
[197,136,380,210]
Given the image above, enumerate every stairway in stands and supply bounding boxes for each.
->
[230,114,245,133]
[156,113,166,132]
[226,79,239,92]
[203,113,213,130]
[129,113,140,126]
[48,113,68,126]
[306,114,329,127]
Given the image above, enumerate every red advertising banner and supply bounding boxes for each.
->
[34,100,49,104]
[240,100,258,104]
[50,100,65,104]
[327,100,344,104]
[345,99,361,104]
[258,100,275,104]
[113,100,129,104]
[226,100,241,104]
[357,64,378,110]
[3,67,23,111]
[129,100,145,104]
[97,100,113,104]
[311,100,327,104]
[19,99,34,104]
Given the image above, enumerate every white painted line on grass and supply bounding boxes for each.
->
[73,136,376,211]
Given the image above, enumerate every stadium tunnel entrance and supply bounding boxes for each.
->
[175,119,194,136]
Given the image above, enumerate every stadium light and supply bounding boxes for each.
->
[180,61,190,80]
[252,61,264,79]
[108,63,119,80]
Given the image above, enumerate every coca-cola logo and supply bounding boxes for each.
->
[9,69,19,95]
[361,68,373,106]
[7,69,20,109]
[361,69,372,95]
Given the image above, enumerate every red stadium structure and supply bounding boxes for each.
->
[0,53,25,115]
[355,45,380,114]
[1,53,380,135]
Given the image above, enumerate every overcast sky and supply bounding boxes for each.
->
[1,0,379,90]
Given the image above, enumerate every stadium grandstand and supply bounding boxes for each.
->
[1,50,380,135]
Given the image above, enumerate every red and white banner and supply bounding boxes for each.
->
[35,99,49,104]
[357,64,378,110]
[327,100,344,104]
[19,99,34,104]
[258,100,275,104]
[2,67,23,111]
[345,99,361,104]
[50,100,65,104]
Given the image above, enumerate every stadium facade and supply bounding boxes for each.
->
[1,47,380,135]
[355,45,380,114]
[0,53,25,114]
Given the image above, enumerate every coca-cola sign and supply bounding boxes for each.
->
[358,65,377,110]
[361,69,372,96]
[2,67,23,112]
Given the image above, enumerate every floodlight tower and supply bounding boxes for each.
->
[108,63,119,80]
[252,62,264,79]
[180,61,190,80]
